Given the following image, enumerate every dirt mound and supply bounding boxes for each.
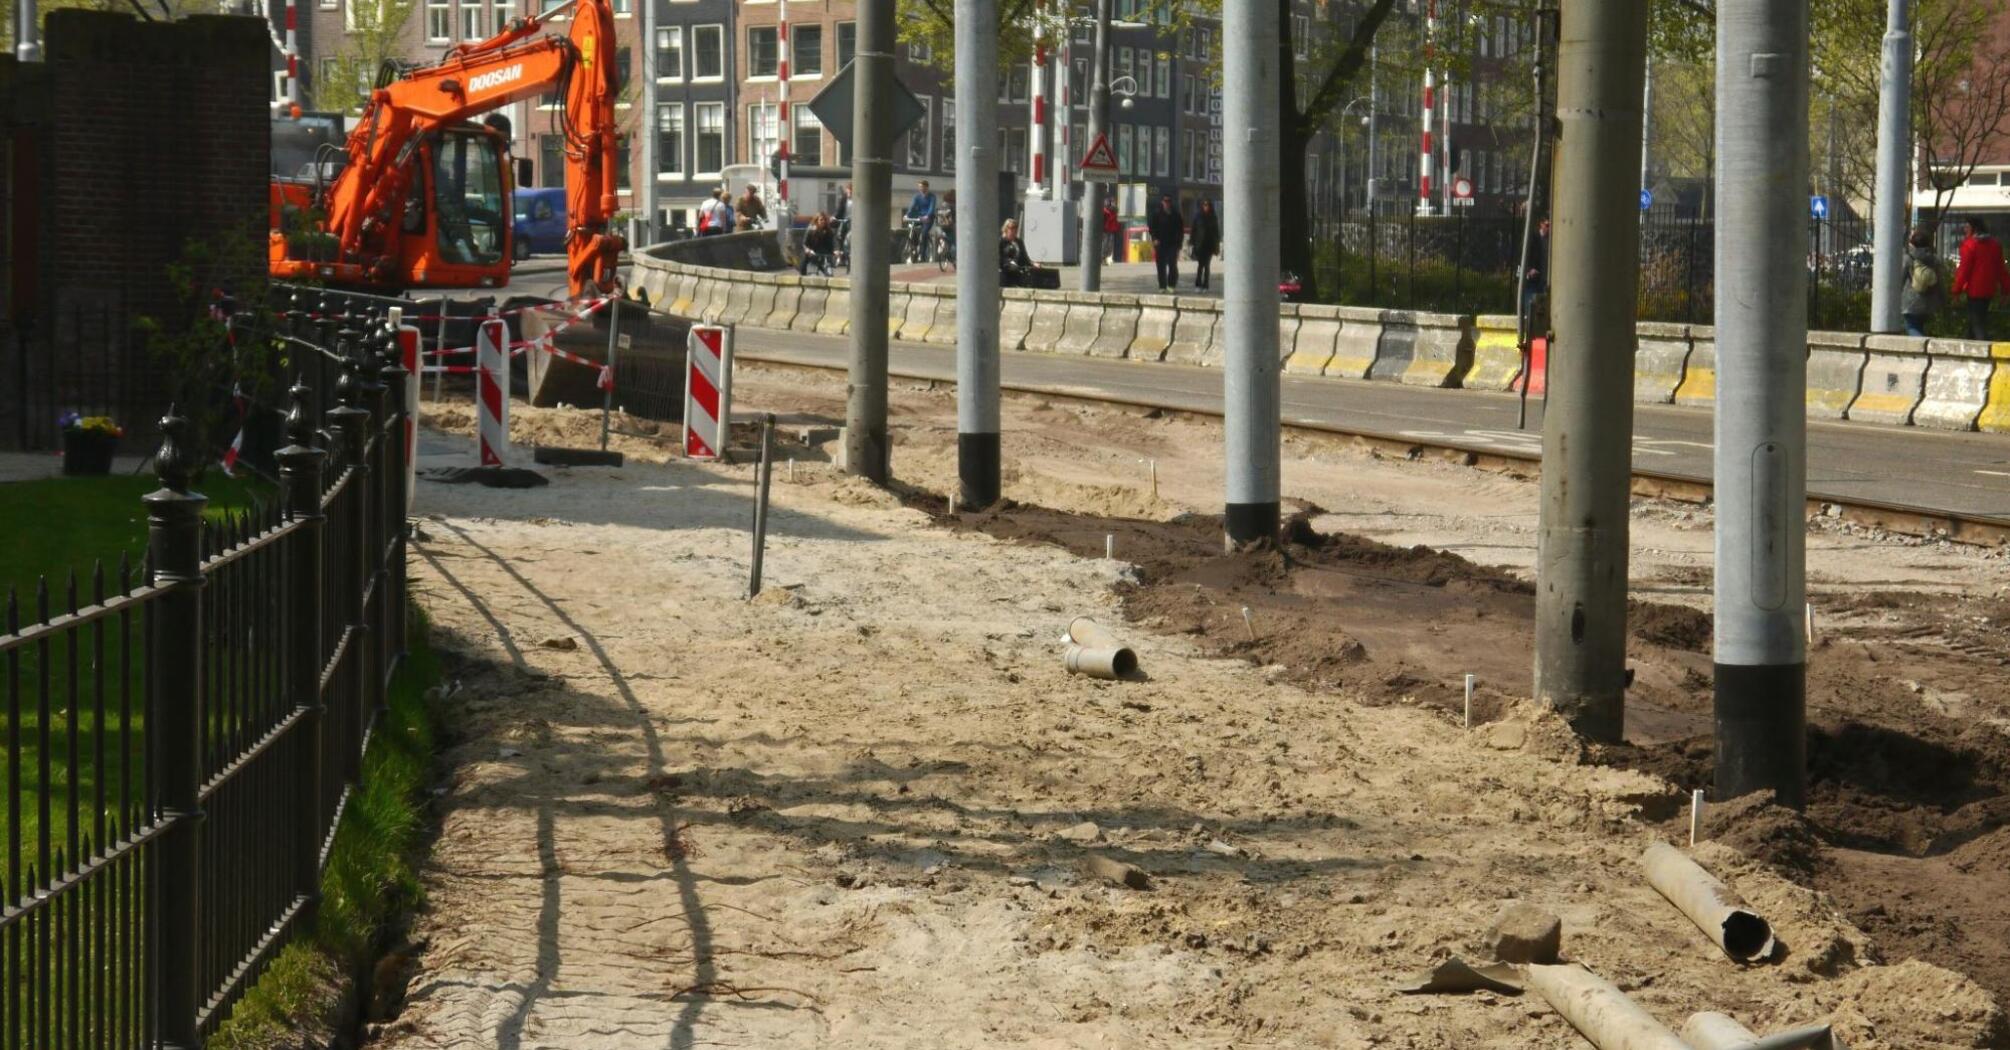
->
[1629,600,1712,652]
[1709,791,1828,880]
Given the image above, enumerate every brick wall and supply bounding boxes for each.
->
[0,11,270,450]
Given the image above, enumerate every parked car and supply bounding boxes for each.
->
[513,187,567,259]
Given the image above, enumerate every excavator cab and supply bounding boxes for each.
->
[399,124,515,290]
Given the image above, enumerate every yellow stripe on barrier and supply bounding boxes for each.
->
[1673,367,1716,406]
[1981,343,2010,433]
[1465,325,1522,391]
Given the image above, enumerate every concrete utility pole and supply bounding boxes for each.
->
[845,0,895,484]
[1714,0,1810,808]
[1220,0,1280,544]
[1080,0,1112,292]
[956,0,1002,509]
[1532,0,1648,742]
[1870,0,1913,333]
[15,0,40,61]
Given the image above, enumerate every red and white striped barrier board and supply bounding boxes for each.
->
[476,318,510,466]
[683,324,733,460]
[398,323,421,505]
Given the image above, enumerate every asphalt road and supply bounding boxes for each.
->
[724,325,2010,522]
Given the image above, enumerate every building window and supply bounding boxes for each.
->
[905,96,931,169]
[1116,47,1131,83]
[794,23,823,76]
[695,102,726,174]
[658,104,685,176]
[616,47,631,93]
[749,102,778,167]
[1293,14,1309,58]
[656,26,683,80]
[908,40,931,63]
[837,21,856,69]
[459,3,481,41]
[793,108,820,165]
[426,0,450,42]
[1008,65,1027,102]
[618,138,631,190]
[1156,57,1170,98]
[749,26,778,78]
[610,0,627,13]
[492,0,510,31]
[1117,124,1132,176]
[1004,127,1026,174]
[942,104,955,173]
[692,24,724,81]
[1153,126,1168,177]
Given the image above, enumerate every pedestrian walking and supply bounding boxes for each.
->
[697,189,727,236]
[1147,193,1184,291]
[1189,199,1221,291]
[1901,228,1947,338]
[1101,199,1122,263]
[1952,216,2010,339]
[1522,217,1551,319]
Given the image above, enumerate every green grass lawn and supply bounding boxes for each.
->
[1,471,278,605]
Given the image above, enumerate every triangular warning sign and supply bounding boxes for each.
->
[1080,132,1119,182]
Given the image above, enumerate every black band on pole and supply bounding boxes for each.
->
[1713,661,1808,810]
[1223,501,1280,546]
[958,432,1001,511]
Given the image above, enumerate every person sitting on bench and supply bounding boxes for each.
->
[1000,218,1044,287]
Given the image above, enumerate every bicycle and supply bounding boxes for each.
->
[901,218,930,264]
[932,223,956,271]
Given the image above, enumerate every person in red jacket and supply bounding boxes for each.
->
[1951,215,2010,339]
[1101,200,1122,264]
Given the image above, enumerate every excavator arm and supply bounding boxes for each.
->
[271,0,623,297]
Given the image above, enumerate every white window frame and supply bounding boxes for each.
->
[793,108,821,165]
[691,23,725,83]
[459,2,482,42]
[492,0,511,33]
[747,24,779,81]
[425,0,451,43]
[694,101,727,177]
[1155,56,1170,99]
[749,101,779,167]
[792,23,824,79]
[657,102,686,178]
[656,25,683,82]
[1153,125,1168,178]
[610,0,628,16]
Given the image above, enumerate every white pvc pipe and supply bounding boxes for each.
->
[1641,842,1776,962]
[1525,964,1692,1050]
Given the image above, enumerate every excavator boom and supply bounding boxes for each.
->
[270,0,623,298]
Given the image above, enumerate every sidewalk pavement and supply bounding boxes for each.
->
[890,259,1224,298]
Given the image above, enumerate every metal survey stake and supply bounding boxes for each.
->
[1690,789,1705,846]
[1464,674,1476,729]
[601,285,622,452]
[748,413,777,598]
[1241,606,1256,641]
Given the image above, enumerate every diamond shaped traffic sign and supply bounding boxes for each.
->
[808,60,927,153]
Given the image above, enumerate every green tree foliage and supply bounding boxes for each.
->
[312,0,416,113]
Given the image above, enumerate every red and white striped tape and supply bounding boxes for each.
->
[476,319,510,467]
[683,325,733,460]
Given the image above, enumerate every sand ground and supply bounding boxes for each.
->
[369,369,2007,1049]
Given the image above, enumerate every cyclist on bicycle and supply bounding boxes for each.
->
[905,180,939,261]
[799,213,838,276]
[935,189,957,265]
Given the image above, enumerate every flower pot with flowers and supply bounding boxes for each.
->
[60,413,124,476]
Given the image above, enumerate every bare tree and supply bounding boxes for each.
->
[1913,0,2010,231]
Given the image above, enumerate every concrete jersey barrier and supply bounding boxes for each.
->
[1286,304,1343,376]
[1166,297,1222,366]
[1130,295,1178,361]
[1466,314,1522,391]
[1326,306,1386,379]
[1803,330,1867,419]
[630,250,1988,440]
[1634,322,1693,404]
[1915,338,1995,431]
[1672,326,1717,407]
[1849,335,1930,425]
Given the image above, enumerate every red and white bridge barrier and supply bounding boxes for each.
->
[476,318,510,466]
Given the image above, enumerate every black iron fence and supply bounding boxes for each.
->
[1306,211,1907,333]
[0,288,412,1047]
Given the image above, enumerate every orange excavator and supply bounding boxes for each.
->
[269,0,623,297]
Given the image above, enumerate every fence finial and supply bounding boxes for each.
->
[153,407,198,493]
[285,379,314,447]
[334,355,357,408]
